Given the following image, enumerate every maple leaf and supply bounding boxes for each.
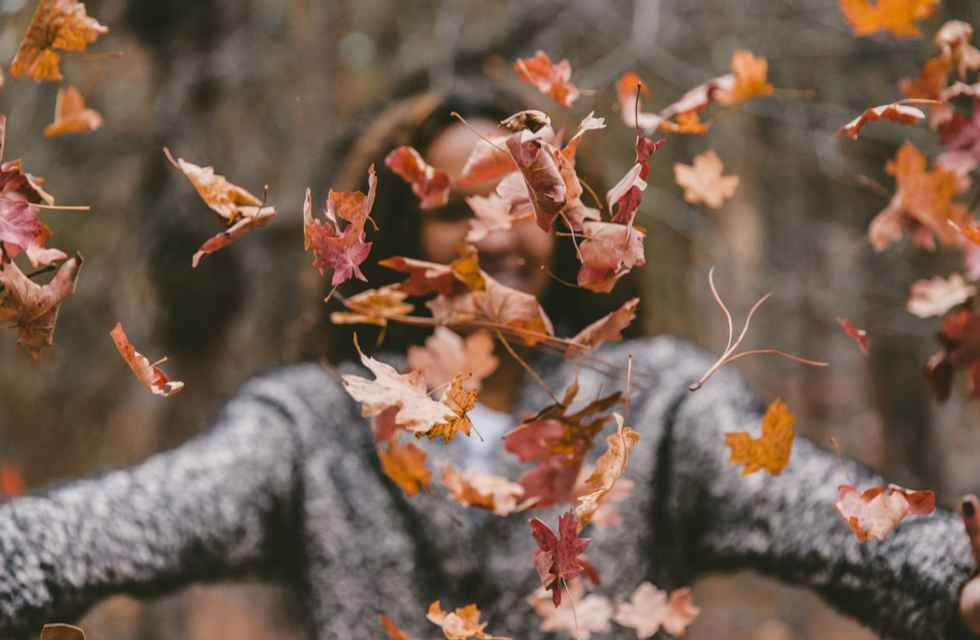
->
[407,327,499,392]
[572,467,633,529]
[725,398,795,476]
[837,318,870,356]
[0,116,56,254]
[380,615,419,640]
[925,308,980,400]
[528,578,613,640]
[0,251,82,357]
[464,194,533,244]
[21,223,66,268]
[908,273,976,318]
[442,464,526,516]
[304,169,376,286]
[836,104,925,140]
[422,375,477,444]
[834,483,935,542]
[513,51,580,108]
[614,582,700,639]
[378,439,433,497]
[839,0,940,38]
[379,256,458,297]
[577,221,646,293]
[10,0,107,82]
[164,148,278,267]
[716,50,775,106]
[901,55,951,104]
[574,413,640,531]
[458,137,517,186]
[385,146,451,210]
[868,141,970,252]
[566,298,639,356]
[936,20,980,79]
[504,129,566,232]
[673,150,740,209]
[529,510,591,606]
[109,322,184,397]
[616,73,664,134]
[426,602,503,640]
[43,85,103,138]
[341,336,457,433]
[330,285,415,327]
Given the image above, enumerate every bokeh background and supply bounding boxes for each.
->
[1,0,979,638]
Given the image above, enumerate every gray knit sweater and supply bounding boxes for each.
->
[0,336,975,640]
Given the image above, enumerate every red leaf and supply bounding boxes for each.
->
[458,136,517,186]
[505,130,566,232]
[576,222,646,293]
[529,510,591,606]
[304,167,377,286]
[834,483,935,542]
[837,103,925,140]
[384,146,451,210]
[110,322,184,397]
[837,317,869,356]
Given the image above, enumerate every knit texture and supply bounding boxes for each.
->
[0,336,974,640]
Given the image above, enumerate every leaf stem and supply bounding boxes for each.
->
[0,263,57,295]
[496,330,560,404]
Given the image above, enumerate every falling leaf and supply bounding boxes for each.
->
[10,0,108,82]
[528,578,613,640]
[41,624,85,640]
[572,468,633,529]
[616,72,664,134]
[606,136,665,228]
[901,55,952,103]
[513,51,580,108]
[44,85,103,138]
[935,20,980,79]
[836,104,925,139]
[458,137,517,186]
[501,110,552,133]
[407,327,499,391]
[908,273,976,318]
[426,602,503,640]
[577,221,646,293]
[716,50,775,105]
[379,255,459,297]
[378,439,433,497]
[423,375,477,444]
[304,170,376,285]
[341,336,457,434]
[505,129,566,231]
[0,251,82,357]
[529,510,591,606]
[839,0,941,38]
[673,150,740,209]
[21,222,66,268]
[725,398,795,476]
[330,285,414,327]
[837,318,870,356]
[109,322,184,397]
[574,413,640,531]
[380,615,419,640]
[614,582,700,639]
[558,112,605,203]
[385,146,452,210]
[834,483,935,542]
[442,464,526,516]
[867,141,970,252]
[465,194,533,244]
[924,308,980,400]
[0,116,56,254]
[164,148,278,267]
[566,298,639,356]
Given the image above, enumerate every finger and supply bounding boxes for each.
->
[960,495,980,568]
[961,577,980,635]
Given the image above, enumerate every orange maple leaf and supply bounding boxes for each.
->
[839,0,941,38]
[442,464,526,516]
[836,103,925,139]
[868,141,970,251]
[378,439,433,497]
[329,285,414,327]
[725,398,795,476]
[422,376,478,444]
[426,602,504,640]
[716,50,774,105]
[407,327,499,392]
[513,51,580,108]
[380,616,419,640]
[673,150,740,209]
[11,0,108,82]
[43,85,103,138]
[110,322,184,397]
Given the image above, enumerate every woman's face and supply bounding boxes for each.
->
[420,119,556,298]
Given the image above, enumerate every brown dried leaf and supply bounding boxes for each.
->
[44,85,103,138]
[407,327,499,391]
[110,322,184,397]
[908,273,976,318]
[574,413,640,531]
[11,0,107,82]
[673,150,740,209]
[0,251,82,357]
[442,464,525,515]
[724,398,795,476]
[378,439,432,497]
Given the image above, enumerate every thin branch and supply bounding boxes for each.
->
[496,330,560,404]
[561,577,582,640]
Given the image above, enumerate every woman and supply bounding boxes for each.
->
[1,83,979,640]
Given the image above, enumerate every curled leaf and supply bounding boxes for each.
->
[378,439,432,497]
[834,483,935,542]
[304,169,376,285]
[0,251,82,357]
[11,0,107,82]
[44,85,103,138]
[837,104,925,139]
[837,318,870,356]
[908,273,976,318]
[513,51,579,108]
[442,464,526,516]
[110,322,184,397]
[574,413,640,531]
[385,146,451,210]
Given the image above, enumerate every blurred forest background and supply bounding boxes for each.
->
[1,0,979,638]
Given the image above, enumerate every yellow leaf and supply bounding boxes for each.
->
[724,398,795,476]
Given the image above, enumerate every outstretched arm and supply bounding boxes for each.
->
[0,367,317,638]
[642,338,976,640]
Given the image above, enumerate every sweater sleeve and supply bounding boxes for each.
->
[643,338,977,640]
[0,365,324,639]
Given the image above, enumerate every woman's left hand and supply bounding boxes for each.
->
[958,495,980,635]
